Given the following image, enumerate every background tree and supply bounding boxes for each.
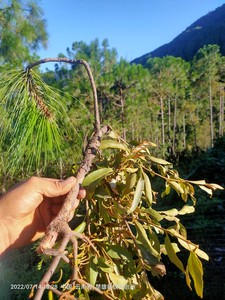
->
[190,45,221,148]
[0,0,47,68]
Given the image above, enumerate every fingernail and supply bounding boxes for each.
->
[64,176,76,184]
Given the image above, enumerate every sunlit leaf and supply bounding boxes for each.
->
[178,205,195,215]
[82,167,113,187]
[199,185,213,196]
[160,208,179,217]
[149,156,171,165]
[143,172,153,206]
[100,139,129,152]
[165,234,185,273]
[127,177,144,213]
[161,183,171,197]
[48,290,54,300]
[187,252,204,298]
[73,221,86,233]
[177,239,209,261]
[205,183,224,190]
[109,273,128,289]
[126,167,139,173]
[108,130,119,139]
[188,180,206,185]
[169,181,184,194]
[168,229,209,261]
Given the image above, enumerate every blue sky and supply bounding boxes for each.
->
[38,0,225,62]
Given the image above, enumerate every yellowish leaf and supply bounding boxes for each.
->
[165,234,185,273]
[187,252,204,298]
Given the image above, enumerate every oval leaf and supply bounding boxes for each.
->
[83,168,113,187]
[169,181,184,194]
[109,273,128,289]
[85,256,98,286]
[127,177,144,213]
[187,252,204,298]
[123,172,137,196]
[149,156,171,165]
[100,139,128,152]
[178,205,195,215]
[143,172,153,206]
[135,220,160,258]
[178,238,209,261]
[165,234,185,273]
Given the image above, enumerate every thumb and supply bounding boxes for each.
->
[34,176,77,198]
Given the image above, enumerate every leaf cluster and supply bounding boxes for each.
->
[36,132,223,299]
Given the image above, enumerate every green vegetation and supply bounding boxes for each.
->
[0,1,224,300]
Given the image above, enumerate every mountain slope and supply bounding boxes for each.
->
[132,4,225,64]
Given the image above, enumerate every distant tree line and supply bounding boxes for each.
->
[42,40,225,161]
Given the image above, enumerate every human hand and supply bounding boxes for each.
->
[0,176,85,255]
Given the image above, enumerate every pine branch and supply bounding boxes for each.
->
[26,58,100,130]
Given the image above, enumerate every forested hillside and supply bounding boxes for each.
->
[132,4,225,64]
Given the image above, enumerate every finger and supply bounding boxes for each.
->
[78,187,86,199]
[29,176,77,198]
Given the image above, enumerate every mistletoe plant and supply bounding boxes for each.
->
[0,58,223,300]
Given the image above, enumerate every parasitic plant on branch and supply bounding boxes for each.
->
[0,58,223,300]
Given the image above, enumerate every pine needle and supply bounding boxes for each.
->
[0,69,72,175]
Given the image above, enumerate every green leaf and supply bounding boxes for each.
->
[85,256,98,286]
[123,172,137,195]
[187,252,204,298]
[97,257,115,273]
[146,208,164,222]
[165,234,185,273]
[109,273,128,289]
[83,168,113,187]
[161,183,171,197]
[168,228,209,261]
[106,244,133,261]
[134,220,160,258]
[143,172,153,206]
[149,156,171,165]
[127,177,144,213]
[73,221,86,233]
[100,139,129,152]
[186,264,192,291]
[126,167,139,173]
